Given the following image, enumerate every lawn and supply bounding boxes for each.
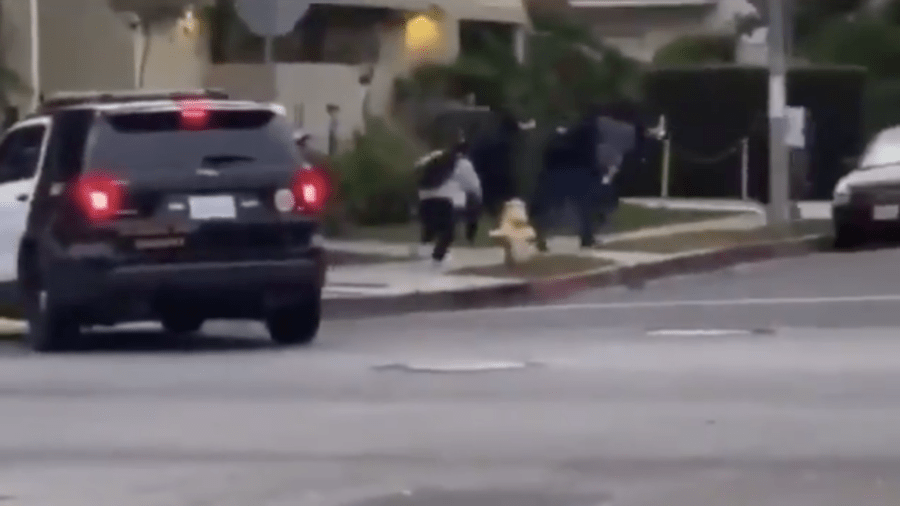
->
[600,220,833,254]
[449,254,615,280]
[340,203,739,246]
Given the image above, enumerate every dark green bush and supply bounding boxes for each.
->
[652,35,736,65]
[330,119,424,227]
[863,78,900,139]
[801,18,900,78]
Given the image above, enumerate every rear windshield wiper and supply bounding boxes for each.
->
[200,154,256,167]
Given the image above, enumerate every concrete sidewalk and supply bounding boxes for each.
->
[323,213,766,299]
[624,198,831,220]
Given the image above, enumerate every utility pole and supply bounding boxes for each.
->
[29,0,40,111]
[766,0,791,225]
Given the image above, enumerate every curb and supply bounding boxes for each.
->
[323,234,831,319]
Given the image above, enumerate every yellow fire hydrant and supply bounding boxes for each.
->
[489,198,538,267]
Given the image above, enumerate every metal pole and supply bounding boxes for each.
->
[766,0,790,225]
[29,0,40,111]
[661,138,671,198]
[264,36,273,63]
[741,137,749,200]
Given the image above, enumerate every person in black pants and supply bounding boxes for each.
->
[416,140,483,267]
[530,120,604,250]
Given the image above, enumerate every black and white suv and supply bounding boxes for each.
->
[1,89,328,351]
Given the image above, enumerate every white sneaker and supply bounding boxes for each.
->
[430,254,453,272]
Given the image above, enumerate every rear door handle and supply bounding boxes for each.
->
[16,193,27,202]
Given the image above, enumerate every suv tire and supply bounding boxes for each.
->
[19,252,80,352]
[23,288,81,352]
[834,221,863,249]
[160,314,205,334]
[265,297,321,346]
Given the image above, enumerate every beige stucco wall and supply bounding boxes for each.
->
[0,0,212,119]
[139,16,207,89]
[205,63,276,102]
[38,0,135,94]
[0,0,34,112]
[576,5,714,61]
[0,0,135,114]
[274,64,364,144]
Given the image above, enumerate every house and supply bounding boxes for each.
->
[0,0,211,118]
[525,0,757,61]
[0,0,530,149]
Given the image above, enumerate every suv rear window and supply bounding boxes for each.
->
[84,109,301,174]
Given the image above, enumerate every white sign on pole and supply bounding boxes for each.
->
[234,0,316,36]
[785,106,806,148]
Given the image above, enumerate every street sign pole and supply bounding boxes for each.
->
[264,37,273,63]
[766,0,791,225]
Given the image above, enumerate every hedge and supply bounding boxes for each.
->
[626,64,866,201]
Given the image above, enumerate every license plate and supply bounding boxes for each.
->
[874,205,899,220]
[188,195,236,220]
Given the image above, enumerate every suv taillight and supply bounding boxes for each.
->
[275,168,329,215]
[72,173,126,222]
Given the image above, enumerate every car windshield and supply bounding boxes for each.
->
[83,109,301,174]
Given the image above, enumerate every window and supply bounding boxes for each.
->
[0,125,46,184]
[84,111,300,175]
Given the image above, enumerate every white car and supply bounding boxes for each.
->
[832,125,900,247]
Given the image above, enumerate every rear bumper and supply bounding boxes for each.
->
[45,248,326,309]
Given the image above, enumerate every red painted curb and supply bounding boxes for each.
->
[322,235,829,319]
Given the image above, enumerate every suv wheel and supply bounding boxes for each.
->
[834,221,863,249]
[160,314,205,334]
[23,288,81,352]
[265,297,321,346]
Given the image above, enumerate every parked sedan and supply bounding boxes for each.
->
[833,125,900,248]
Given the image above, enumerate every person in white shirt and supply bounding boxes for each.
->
[416,140,483,267]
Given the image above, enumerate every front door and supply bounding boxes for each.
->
[0,122,50,283]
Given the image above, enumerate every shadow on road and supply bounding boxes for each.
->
[829,235,900,253]
[0,329,281,355]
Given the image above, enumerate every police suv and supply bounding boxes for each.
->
[2,89,328,351]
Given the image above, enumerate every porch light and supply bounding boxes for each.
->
[404,13,441,56]
[179,6,199,37]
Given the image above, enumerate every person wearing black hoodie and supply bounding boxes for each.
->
[530,116,604,251]
[465,110,523,242]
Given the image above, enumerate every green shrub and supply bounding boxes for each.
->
[652,34,736,65]
[330,119,424,227]
[801,18,900,78]
[863,78,900,139]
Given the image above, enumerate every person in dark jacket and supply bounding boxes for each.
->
[530,117,604,251]
[465,110,523,241]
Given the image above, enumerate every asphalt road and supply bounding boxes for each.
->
[5,246,900,505]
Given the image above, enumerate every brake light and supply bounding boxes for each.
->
[73,173,125,222]
[179,99,209,130]
[285,168,329,214]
